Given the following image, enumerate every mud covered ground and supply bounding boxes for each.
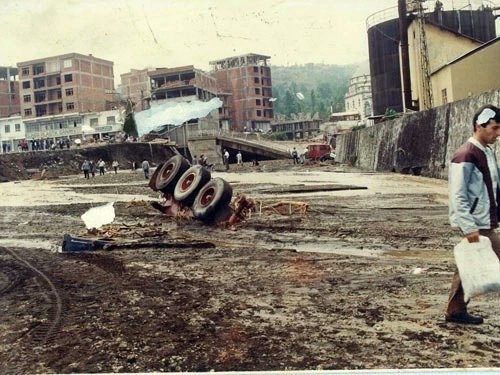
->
[0,160,499,373]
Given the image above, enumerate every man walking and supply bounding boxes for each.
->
[447,104,500,324]
[142,160,150,179]
[98,159,106,176]
[81,160,90,179]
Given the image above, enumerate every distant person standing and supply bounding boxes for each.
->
[112,160,119,174]
[291,147,299,164]
[236,151,243,166]
[131,161,137,173]
[89,160,96,178]
[142,160,150,179]
[223,149,230,171]
[81,160,90,179]
[98,159,106,176]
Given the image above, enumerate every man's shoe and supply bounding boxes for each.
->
[445,312,484,325]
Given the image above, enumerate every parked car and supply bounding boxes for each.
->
[306,143,333,161]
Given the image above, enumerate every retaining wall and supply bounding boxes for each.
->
[336,89,500,180]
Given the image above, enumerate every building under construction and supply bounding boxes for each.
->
[0,67,20,118]
[366,0,498,115]
[210,53,274,132]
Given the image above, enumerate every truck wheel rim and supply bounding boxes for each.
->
[160,163,174,180]
[180,173,195,192]
[200,187,215,207]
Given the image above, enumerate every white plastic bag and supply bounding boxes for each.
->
[453,235,500,301]
[81,202,115,229]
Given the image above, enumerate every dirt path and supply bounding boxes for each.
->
[0,162,498,372]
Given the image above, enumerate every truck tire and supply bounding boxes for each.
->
[192,177,233,222]
[155,155,190,194]
[148,162,164,191]
[173,165,211,207]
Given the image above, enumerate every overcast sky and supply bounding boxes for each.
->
[0,0,482,84]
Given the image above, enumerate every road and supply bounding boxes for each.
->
[0,160,498,372]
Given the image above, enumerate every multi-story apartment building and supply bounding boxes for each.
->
[120,68,152,112]
[210,53,273,132]
[344,62,373,120]
[17,53,114,119]
[0,66,20,117]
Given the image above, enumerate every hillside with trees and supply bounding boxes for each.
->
[270,63,357,119]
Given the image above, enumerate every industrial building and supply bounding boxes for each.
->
[17,53,115,119]
[0,67,20,118]
[430,36,499,105]
[366,0,497,115]
[210,53,273,133]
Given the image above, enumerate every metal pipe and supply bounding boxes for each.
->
[398,0,413,112]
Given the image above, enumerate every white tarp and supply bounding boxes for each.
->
[454,236,500,301]
[81,202,115,229]
[133,98,223,137]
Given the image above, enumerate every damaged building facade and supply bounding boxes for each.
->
[147,66,220,146]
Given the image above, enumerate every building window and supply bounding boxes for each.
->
[66,102,74,110]
[64,74,73,83]
[254,77,259,84]
[256,110,262,116]
[256,99,261,106]
[255,88,260,95]
[65,88,73,96]
[23,95,31,103]
[4,125,10,133]
[24,108,32,116]
[22,81,31,89]
[63,59,72,68]
[106,116,115,125]
[21,67,30,76]
[253,66,259,73]
[34,65,44,75]
[57,90,62,99]
[15,124,21,132]
[441,89,447,105]
[90,118,98,126]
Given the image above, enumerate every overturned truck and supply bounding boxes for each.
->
[149,155,252,225]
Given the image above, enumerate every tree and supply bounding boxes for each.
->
[318,101,328,118]
[284,90,296,115]
[123,113,138,137]
[310,89,316,113]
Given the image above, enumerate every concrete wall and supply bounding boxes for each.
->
[336,89,500,180]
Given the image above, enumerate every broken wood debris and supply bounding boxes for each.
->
[257,183,367,194]
[260,200,309,215]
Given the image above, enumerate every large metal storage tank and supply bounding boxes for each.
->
[367,1,497,116]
